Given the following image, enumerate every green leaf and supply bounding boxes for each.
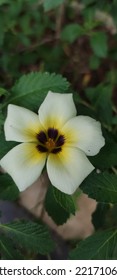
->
[0,220,55,255]
[69,228,117,259]
[61,24,84,43]
[0,0,9,5]
[90,31,108,58]
[0,234,23,260]
[0,174,19,201]
[45,186,70,225]
[90,138,117,169]
[43,0,64,11]
[112,116,117,125]
[6,72,70,110]
[53,187,76,215]
[92,203,110,230]
[89,54,101,70]
[85,84,113,125]
[80,172,117,204]
[0,132,17,158]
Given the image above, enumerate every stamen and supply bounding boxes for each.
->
[37,131,47,144]
[56,135,65,147]
[37,144,48,153]
[48,128,58,140]
[52,147,62,154]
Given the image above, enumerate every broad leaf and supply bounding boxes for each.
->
[53,187,76,215]
[0,220,55,255]
[90,139,117,169]
[80,172,117,204]
[69,228,117,259]
[45,186,70,225]
[6,72,70,110]
[0,234,23,260]
[0,132,17,158]
[85,84,113,125]
[0,174,19,201]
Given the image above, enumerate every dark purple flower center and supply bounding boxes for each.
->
[36,128,65,154]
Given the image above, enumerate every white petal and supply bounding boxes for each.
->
[0,143,46,191]
[38,91,76,129]
[47,147,94,195]
[63,116,105,156]
[5,104,43,142]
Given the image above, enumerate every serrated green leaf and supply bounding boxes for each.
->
[69,228,117,260]
[0,234,23,260]
[43,0,64,11]
[80,172,117,204]
[5,72,70,110]
[53,187,76,215]
[61,24,84,43]
[90,31,108,58]
[45,186,70,225]
[0,220,54,255]
[0,174,19,201]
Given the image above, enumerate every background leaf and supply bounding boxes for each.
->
[69,228,117,259]
[45,186,71,225]
[90,138,117,169]
[5,72,70,110]
[85,84,113,125]
[61,24,84,43]
[53,187,76,215]
[0,132,17,158]
[0,174,19,201]
[0,220,55,255]
[90,31,108,58]
[80,171,117,204]
[0,234,23,260]
[43,0,65,11]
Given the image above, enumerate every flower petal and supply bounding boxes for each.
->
[0,143,46,191]
[63,116,105,156]
[47,147,94,194]
[5,104,43,142]
[38,91,76,129]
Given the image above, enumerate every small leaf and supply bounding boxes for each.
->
[61,24,84,43]
[80,172,117,204]
[90,31,108,58]
[69,228,117,259]
[43,0,64,11]
[0,220,55,255]
[6,72,70,110]
[45,186,70,225]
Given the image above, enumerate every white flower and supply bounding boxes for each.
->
[0,91,105,194]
